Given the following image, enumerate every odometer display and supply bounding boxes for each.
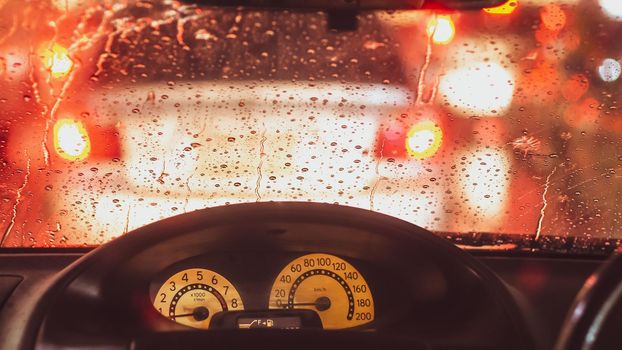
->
[269,253,374,329]
[153,268,244,329]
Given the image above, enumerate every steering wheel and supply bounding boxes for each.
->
[10,202,536,349]
[555,253,622,350]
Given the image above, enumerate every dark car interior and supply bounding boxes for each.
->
[3,0,622,349]
[0,202,617,350]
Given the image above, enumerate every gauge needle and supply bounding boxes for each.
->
[172,306,210,321]
[279,296,331,311]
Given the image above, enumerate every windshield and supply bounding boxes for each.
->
[0,0,620,253]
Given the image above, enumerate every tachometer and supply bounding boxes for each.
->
[153,268,244,329]
[269,253,374,329]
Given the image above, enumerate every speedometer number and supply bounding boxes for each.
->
[269,253,374,329]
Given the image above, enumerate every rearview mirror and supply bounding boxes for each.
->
[186,0,509,10]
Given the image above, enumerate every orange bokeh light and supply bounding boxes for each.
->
[562,74,589,103]
[540,4,566,32]
[563,97,600,131]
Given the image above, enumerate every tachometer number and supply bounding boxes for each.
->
[152,268,244,329]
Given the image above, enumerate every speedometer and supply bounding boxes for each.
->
[153,268,244,329]
[269,253,374,329]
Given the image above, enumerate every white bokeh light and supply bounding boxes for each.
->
[426,16,455,45]
[439,62,515,116]
[600,0,622,20]
[53,119,90,160]
[598,58,621,82]
[458,147,510,223]
[407,130,436,153]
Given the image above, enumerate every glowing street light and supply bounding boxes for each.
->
[53,119,91,161]
[426,15,455,45]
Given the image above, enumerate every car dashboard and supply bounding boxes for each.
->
[0,203,608,350]
[148,252,396,331]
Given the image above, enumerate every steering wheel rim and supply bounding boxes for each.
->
[555,253,622,350]
[11,202,536,350]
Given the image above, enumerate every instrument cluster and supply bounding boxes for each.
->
[150,253,383,331]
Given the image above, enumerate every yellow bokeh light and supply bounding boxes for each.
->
[41,43,73,78]
[53,119,90,161]
[483,0,518,15]
[426,16,455,45]
[405,121,443,159]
